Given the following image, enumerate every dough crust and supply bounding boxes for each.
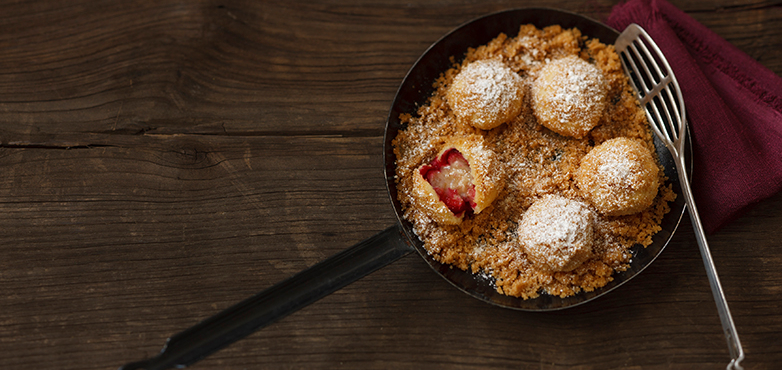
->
[531,55,607,138]
[446,59,524,130]
[517,195,596,272]
[576,137,660,216]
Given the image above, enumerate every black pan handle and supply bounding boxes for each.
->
[119,224,414,370]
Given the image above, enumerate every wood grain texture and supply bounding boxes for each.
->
[0,0,780,369]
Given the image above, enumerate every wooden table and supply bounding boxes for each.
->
[1,1,780,369]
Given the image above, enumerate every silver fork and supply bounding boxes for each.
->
[615,24,745,370]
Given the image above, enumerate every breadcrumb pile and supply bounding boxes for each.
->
[392,25,676,299]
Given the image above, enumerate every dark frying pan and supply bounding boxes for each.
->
[121,8,686,370]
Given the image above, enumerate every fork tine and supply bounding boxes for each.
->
[619,47,649,97]
[617,24,681,143]
[669,81,687,135]
[634,33,667,85]
[630,25,688,140]
[649,83,680,142]
[633,32,685,141]
[629,41,660,90]
[660,84,681,140]
[647,95,671,141]
[618,43,671,142]
[662,82,680,120]
[625,43,652,96]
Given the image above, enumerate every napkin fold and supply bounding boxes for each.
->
[606,0,782,233]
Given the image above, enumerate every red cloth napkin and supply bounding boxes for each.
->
[606,0,782,233]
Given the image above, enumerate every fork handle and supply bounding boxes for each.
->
[673,155,745,370]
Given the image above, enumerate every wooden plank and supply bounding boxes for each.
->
[0,0,780,369]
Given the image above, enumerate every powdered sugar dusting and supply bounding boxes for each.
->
[598,147,634,185]
[517,195,595,272]
[448,59,523,130]
[575,137,660,216]
[531,55,607,138]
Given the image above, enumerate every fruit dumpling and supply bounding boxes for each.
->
[516,195,596,272]
[531,55,607,138]
[446,59,524,130]
[412,136,503,225]
[575,137,660,216]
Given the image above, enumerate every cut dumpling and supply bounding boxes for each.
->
[531,55,607,138]
[446,59,524,130]
[412,135,503,225]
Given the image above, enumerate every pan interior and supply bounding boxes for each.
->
[383,8,686,311]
